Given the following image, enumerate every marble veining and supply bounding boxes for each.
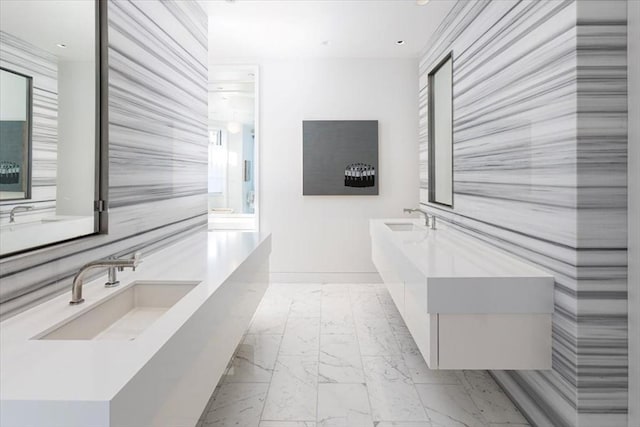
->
[0,31,58,223]
[200,283,530,427]
[416,384,485,427]
[279,316,321,356]
[418,0,628,425]
[204,382,269,427]
[318,334,365,383]
[223,334,282,383]
[363,355,428,422]
[261,355,319,421]
[317,383,373,427]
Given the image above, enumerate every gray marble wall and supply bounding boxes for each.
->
[0,31,58,222]
[0,0,208,319]
[627,0,640,422]
[418,1,628,426]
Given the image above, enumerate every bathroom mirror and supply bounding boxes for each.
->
[0,68,32,201]
[208,65,259,231]
[428,53,453,207]
[0,0,104,256]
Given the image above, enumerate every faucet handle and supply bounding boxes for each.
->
[131,251,142,271]
[428,214,437,230]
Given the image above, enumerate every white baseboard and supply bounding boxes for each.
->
[269,272,382,284]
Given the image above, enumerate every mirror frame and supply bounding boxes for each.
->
[427,51,454,208]
[96,0,109,235]
[0,0,108,259]
[0,66,33,201]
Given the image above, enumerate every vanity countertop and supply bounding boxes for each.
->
[370,219,554,314]
[0,231,271,404]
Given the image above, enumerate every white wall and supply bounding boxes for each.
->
[260,59,419,276]
[628,1,639,425]
[56,60,95,216]
[0,70,27,120]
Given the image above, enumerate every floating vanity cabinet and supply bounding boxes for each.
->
[0,232,271,427]
[371,219,554,370]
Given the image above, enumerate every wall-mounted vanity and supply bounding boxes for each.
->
[370,218,554,370]
[1,232,271,427]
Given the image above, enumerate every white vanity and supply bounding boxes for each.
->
[371,218,553,370]
[0,231,271,427]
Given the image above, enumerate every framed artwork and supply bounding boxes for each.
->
[302,120,378,196]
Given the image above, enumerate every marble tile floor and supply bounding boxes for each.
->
[197,283,530,427]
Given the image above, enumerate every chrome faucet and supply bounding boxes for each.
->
[70,252,142,305]
[403,208,437,230]
[9,205,34,223]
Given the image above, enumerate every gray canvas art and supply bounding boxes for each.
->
[303,120,378,195]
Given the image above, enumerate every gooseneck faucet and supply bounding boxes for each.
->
[403,208,429,226]
[403,208,437,230]
[9,205,34,223]
[70,252,142,305]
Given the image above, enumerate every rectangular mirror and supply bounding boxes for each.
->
[0,0,103,256]
[0,67,32,200]
[428,53,453,207]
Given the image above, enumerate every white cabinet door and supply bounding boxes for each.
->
[403,268,438,368]
[437,314,552,370]
[372,239,404,315]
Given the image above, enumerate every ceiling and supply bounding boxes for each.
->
[0,0,95,62]
[202,0,456,60]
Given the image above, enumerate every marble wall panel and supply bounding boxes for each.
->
[418,1,627,425]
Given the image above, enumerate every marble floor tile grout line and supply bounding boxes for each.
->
[257,292,293,424]
[349,283,430,423]
[316,284,325,425]
[375,288,436,423]
[368,283,431,424]
[346,283,376,426]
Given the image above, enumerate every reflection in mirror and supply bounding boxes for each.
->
[208,66,258,231]
[0,1,98,256]
[0,68,32,200]
[428,53,453,207]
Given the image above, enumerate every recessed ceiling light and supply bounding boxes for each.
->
[416,0,430,5]
[56,43,67,48]
[396,40,405,45]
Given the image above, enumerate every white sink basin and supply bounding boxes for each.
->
[385,222,424,231]
[36,281,199,341]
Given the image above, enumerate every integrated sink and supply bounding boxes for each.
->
[385,222,424,232]
[36,281,199,341]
